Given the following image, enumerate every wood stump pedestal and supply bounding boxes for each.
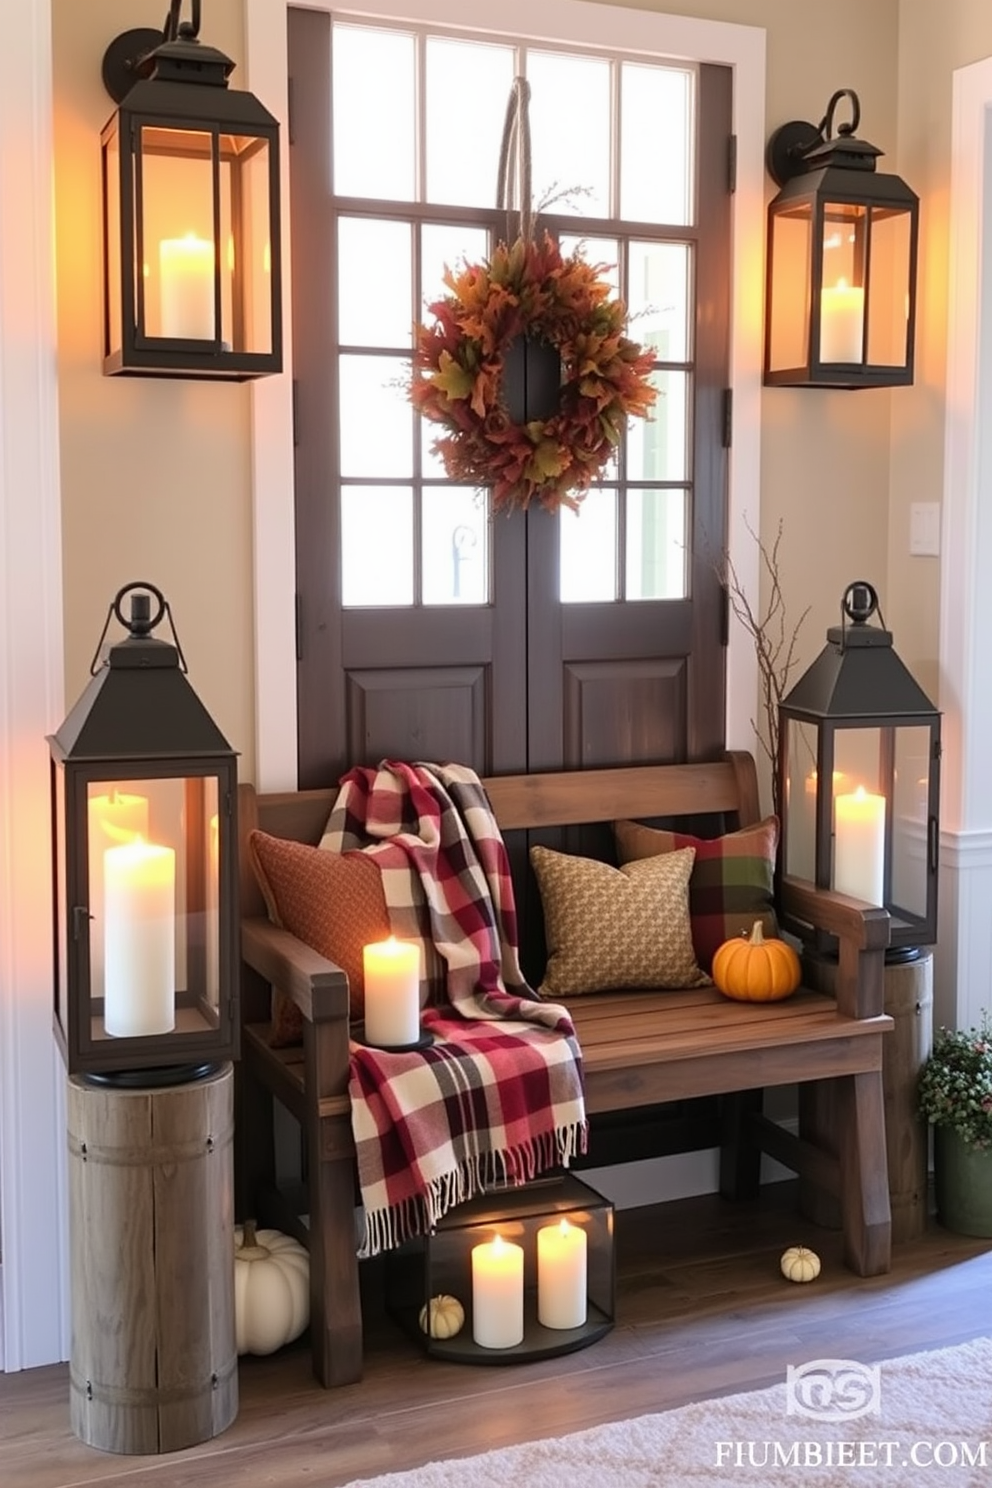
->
[67,1063,237,1454]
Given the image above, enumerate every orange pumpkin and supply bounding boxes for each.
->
[711,920,801,1002]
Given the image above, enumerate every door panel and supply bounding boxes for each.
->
[562,659,687,769]
[345,666,488,769]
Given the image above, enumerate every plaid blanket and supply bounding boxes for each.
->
[320,760,588,1256]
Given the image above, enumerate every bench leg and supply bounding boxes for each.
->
[307,1138,364,1387]
[719,1089,763,1200]
[836,1069,892,1277]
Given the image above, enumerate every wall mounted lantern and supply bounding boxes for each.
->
[48,582,239,1082]
[100,0,281,380]
[777,582,940,959]
[764,89,918,389]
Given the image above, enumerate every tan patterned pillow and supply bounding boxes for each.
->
[529,844,710,997]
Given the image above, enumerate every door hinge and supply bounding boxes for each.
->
[719,583,730,647]
[295,593,303,662]
[728,134,737,195]
[722,388,733,449]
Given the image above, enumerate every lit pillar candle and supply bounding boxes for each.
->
[87,791,149,999]
[820,279,865,363]
[537,1218,587,1329]
[103,839,176,1037]
[834,786,886,905]
[471,1233,524,1348]
[362,936,421,1047]
[159,233,215,339]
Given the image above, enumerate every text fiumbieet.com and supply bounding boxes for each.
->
[716,1440,990,1469]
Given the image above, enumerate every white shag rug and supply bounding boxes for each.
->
[343,1336,992,1488]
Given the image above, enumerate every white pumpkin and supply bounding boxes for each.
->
[234,1221,309,1355]
[418,1293,465,1340]
[780,1244,821,1284]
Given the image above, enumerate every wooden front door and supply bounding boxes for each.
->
[289,10,731,787]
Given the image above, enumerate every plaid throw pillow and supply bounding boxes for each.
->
[248,831,392,1046]
[529,844,709,997]
[613,816,780,973]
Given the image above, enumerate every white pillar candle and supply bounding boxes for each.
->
[834,786,886,905]
[87,792,149,1000]
[820,280,865,363]
[537,1218,587,1329]
[362,936,421,1047]
[103,840,176,1037]
[159,233,215,339]
[471,1233,524,1349]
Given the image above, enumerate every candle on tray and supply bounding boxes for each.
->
[834,786,886,905]
[820,279,864,363]
[471,1233,524,1349]
[103,838,176,1037]
[362,936,421,1047]
[537,1217,587,1329]
[159,232,215,339]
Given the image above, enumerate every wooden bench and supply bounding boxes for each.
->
[236,752,893,1388]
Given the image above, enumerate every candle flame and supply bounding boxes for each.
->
[491,1233,505,1254]
[558,1218,571,1237]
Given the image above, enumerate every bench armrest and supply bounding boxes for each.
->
[778,876,890,1020]
[241,916,350,1024]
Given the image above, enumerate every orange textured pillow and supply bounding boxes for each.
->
[248,831,391,1046]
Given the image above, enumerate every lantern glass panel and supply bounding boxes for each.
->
[229,133,275,356]
[891,725,933,922]
[102,121,123,358]
[783,718,819,881]
[832,729,886,906]
[767,204,811,372]
[84,774,221,1045]
[819,203,867,364]
[139,127,216,341]
[866,207,912,368]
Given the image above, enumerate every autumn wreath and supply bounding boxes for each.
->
[411,233,657,514]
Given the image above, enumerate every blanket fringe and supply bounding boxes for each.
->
[358,1121,588,1258]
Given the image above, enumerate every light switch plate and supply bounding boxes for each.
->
[910,502,941,557]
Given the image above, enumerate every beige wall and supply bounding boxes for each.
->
[52,0,257,781]
[53,0,961,789]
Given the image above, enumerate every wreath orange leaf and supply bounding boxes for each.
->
[411,233,657,514]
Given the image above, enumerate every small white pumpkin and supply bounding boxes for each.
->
[234,1221,309,1355]
[780,1244,821,1284]
[418,1293,465,1340]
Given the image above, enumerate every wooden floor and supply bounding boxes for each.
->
[4,1181,992,1488]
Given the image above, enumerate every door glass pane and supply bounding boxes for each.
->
[426,39,514,208]
[628,241,690,362]
[560,490,617,602]
[342,486,413,606]
[422,487,490,604]
[339,354,412,477]
[333,26,415,201]
[528,52,611,217]
[339,219,412,347]
[627,369,688,483]
[620,64,693,225]
[626,489,687,600]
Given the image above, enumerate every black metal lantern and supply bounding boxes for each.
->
[100,0,281,380]
[48,583,239,1082]
[764,89,918,389]
[778,582,940,958]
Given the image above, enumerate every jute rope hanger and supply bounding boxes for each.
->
[496,76,533,243]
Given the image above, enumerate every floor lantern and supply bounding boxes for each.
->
[778,581,940,959]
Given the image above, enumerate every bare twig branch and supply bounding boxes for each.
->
[721,517,810,816]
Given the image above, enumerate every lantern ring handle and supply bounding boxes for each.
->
[112,581,167,635]
[841,579,884,627]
